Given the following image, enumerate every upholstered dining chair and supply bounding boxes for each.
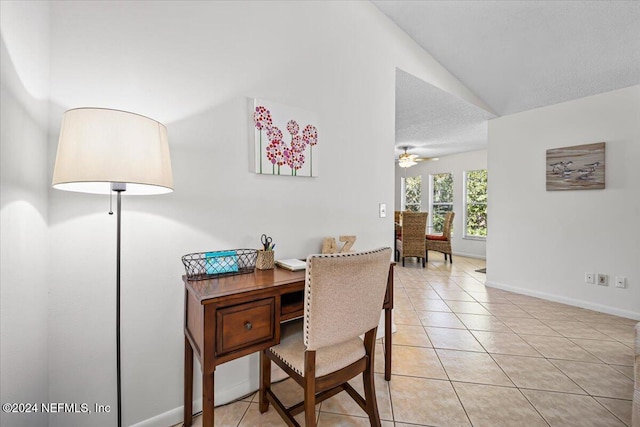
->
[396,211,428,267]
[259,247,392,427]
[426,211,455,263]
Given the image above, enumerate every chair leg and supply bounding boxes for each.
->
[449,253,453,263]
[259,350,270,413]
[362,364,381,426]
[304,351,317,427]
[363,329,381,426]
[422,257,425,268]
[402,256,405,267]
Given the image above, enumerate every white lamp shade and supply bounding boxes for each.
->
[52,108,173,195]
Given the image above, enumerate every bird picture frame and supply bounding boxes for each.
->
[546,142,605,191]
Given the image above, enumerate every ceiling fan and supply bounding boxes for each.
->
[396,146,438,168]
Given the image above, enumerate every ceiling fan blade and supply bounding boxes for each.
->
[396,146,439,165]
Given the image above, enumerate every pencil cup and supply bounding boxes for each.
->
[256,250,275,270]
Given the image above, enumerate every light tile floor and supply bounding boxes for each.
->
[177,254,636,426]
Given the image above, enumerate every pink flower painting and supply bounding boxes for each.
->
[253,99,318,177]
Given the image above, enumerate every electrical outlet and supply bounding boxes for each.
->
[379,203,387,218]
[615,276,627,288]
[597,274,608,286]
[584,273,595,284]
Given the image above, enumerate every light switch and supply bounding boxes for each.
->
[379,203,387,218]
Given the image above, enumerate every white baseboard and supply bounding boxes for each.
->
[485,280,640,321]
[452,251,486,260]
[130,379,255,427]
[129,400,201,427]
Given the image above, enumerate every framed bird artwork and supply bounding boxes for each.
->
[546,142,605,191]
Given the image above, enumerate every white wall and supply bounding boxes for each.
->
[487,86,640,320]
[395,150,487,259]
[40,2,486,427]
[0,2,51,427]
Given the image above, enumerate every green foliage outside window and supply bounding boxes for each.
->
[466,169,487,237]
[405,176,421,212]
[432,173,453,233]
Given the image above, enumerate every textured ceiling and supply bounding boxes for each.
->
[376,0,640,158]
[396,70,495,158]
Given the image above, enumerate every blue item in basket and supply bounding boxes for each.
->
[205,251,239,274]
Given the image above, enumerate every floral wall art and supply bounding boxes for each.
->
[253,99,318,177]
[546,142,605,191]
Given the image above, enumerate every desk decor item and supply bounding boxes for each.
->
[546,142,605,191]
[52,108,173,427]
[256,249,275,270]
[261,233,274,251]
[256,234,275,270]
[253,98,319,177]
[275,258,307,271]
[205,251,238,274]
[182,249,257,280]
[321,235,357,254]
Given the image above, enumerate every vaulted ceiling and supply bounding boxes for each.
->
[373,0,640,158]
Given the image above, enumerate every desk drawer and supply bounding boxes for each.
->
[216,298,276,356]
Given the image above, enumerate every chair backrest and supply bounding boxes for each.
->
[443,211,455,239]
[303,247,392,351]
[401,212,427,256]
[402,212,428,240]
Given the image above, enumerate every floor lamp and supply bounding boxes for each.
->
[52,108,174,427]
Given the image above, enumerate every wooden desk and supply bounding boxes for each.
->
[182,265,394,427]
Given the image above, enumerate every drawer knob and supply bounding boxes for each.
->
[244,321,252,331]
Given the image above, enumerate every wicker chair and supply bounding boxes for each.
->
[259,248,392,427]
[426,211,455,263]
[394,210,402,224]
[396,212,428,268]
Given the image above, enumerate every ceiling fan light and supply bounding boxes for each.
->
[399,157,417,168]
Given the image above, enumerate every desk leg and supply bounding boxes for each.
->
[384,307,392,381]
[202,370,215,427]
[259,350,270,413]
[184,337,193,427]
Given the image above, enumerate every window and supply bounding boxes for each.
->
[403,175,421,212]
[430,173,453,233]
[464,169,487,238]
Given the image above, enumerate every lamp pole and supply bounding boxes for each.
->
[114,183,125,427]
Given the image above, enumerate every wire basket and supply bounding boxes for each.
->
[181,249,258,280]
